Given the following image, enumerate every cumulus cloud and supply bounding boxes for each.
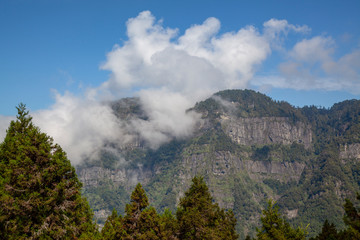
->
[100,11,272,96]
[97,11,278,153]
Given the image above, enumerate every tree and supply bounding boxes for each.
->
[341,193,360,239]
[101,209,125,240]
[0,104,97,239]
[176,176,238,240]
[309,220,339,240]
[159,208,178,240]
[122,183,163,239]
[101,183,179,240]
[256,200,306,240]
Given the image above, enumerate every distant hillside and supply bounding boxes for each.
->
[76,89,360,239]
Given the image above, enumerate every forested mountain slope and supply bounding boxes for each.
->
[76,89,360,238]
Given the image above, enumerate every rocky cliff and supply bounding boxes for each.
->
[340,143,360,161]
[221,116,312,148]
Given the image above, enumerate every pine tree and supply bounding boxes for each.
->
[101,183,179,240]
[310,220,339,240]
[122,183,163,239]
[0,104,97,239]
[122,183,150,238]
[176,176,238,240]
[101,209,127,240]
[159,209,178,240]
[341,193,360,239]
[256,200,306,240]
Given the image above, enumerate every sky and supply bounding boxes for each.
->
[0,0,360,164]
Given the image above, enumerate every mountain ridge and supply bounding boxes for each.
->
[76,89,360,238]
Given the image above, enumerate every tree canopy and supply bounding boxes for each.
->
[102,183,166,239]
[101,177,238,240]
[256,200,307,240]
[341,193,360,239]
[176,176,238,240]
[0,104,97,239]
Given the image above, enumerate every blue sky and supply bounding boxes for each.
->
[1,0,360,116]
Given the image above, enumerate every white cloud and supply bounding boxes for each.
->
[324,49,360,79]
[289,36,334,63]
[264,19,310,35]
[100,11,272,96]
[263,18,310,49]
[97,11,276,153]
[265,36,360,93]
[32,92,132,165]
[131,89,201,149]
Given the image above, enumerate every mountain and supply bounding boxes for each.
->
[76,89,360,239]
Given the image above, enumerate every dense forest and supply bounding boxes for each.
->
[0,104,359,239]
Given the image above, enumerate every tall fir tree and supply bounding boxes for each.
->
[256,200,306,240]
[101,209,126,240]
[101,184,180,240]
[0,104,97,239]
[114,183,165,239]
[176,176,238,240]
[341,193,360,239]
[159,209,178,240]
[309,220,339,240]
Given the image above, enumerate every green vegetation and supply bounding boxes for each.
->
[0,104,98,239]
[177,176,238,240]
[3,89,359,239]
[256,200,307,240]
[342,193,360,239]
[81,90,360,238]
[99,177,359,240]
[310,193,360,240]
[84,184,129,224]
[101,176,238,240]
[193,89,306,123]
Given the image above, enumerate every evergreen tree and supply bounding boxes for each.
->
[101,183,179,240]
[309,220,339,240]
[176,176,238,240]
[101,209,125,240]
[0,104,97,239]
[341,193,360,239]
[123,183,163,239]
[256,200,306,240]
[159,209,178,240]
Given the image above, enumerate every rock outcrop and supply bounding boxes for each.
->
[78,165,152,189]
[221,116,312,148]
[340,143,360,161]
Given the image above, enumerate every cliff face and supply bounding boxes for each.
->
[78,112,311,190]
[76,89,360,238]
[340,143,360,161]
[244,160,305,182]
[79,165,152,189]
[221,116,312,148]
